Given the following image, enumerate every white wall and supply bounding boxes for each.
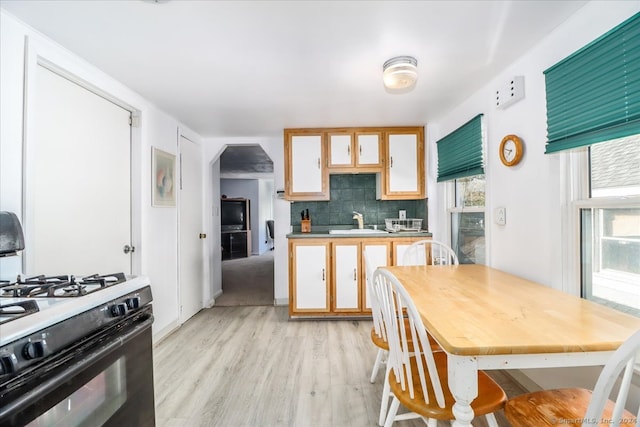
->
[0,10,204,342]
[204,138,290,304]
[428,1,640,392]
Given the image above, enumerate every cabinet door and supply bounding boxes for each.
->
[328,132,354,167]
[284,131,329,200]
[356,132,381,167]
[362,242,391,310]
[292,243,329,312]
[392,237,430,266]
[333,243,360,312]
[381,129,425,199]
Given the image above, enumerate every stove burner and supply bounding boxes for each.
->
[0,273,126,298]
[0,300,39,324]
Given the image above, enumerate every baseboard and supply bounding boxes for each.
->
[504,369,543,392]
[152,320,181,346]
[210,289,223,305]
[274,297,288,306]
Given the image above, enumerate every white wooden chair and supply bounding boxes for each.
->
[364,250,442,426]
[401,239,458,266]
[371,268,506,427]
[505,329,640,427]
[363,249,393,426]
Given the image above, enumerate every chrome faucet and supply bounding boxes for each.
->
[352,211,364,229]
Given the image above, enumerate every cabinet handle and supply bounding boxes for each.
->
[390,156,393,167]
[359,144,362,155]
[353,268,357,281]
[317,158,320,169]
[347,144,350,155]
[322,268,325,281]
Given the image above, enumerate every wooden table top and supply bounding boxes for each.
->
[382,264,640,356]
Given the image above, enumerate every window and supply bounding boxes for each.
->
[545,13,639,314]
[579,135,640,315]
[436,114,486,264]
[451,175,486,264]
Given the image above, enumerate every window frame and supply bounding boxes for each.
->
[562,148,640,298]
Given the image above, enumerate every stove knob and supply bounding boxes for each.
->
[111,303,128,317]
[23,340,47,360]
[0,352,18,375]
[125,297,140,310]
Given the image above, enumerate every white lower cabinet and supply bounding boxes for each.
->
[333,242,360,312]
[289,237,427,317]
[361,242,391,310]
[291,241,329,312]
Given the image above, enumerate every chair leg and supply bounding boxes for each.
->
[370,348,386,383]
[383,396,400,427]
[484,413,499,427]
[378,363,392,426]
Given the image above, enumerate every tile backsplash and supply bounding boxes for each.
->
[290,174,428,230]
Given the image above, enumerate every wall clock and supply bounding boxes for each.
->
[499,134,524,167]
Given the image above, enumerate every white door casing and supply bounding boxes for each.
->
[179,134,203,323]
[29,64,131,275]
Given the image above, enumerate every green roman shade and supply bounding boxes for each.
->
[437,114,484,182]
[544,13,640,154]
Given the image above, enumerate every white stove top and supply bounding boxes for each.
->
[0,275,150,347]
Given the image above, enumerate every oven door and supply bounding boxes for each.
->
[0,306,155,427]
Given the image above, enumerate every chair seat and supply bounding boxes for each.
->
[371,321,442,353]
[505,388,637,427]
[388,351,506,420]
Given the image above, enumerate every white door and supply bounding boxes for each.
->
[179,135,203,322]
[334,243,359,311]
[30,65,131,275]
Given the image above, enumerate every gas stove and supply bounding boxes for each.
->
[0,272,128,299]
[0,273,151,347]
[0,212,156,425]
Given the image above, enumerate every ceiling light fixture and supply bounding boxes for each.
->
[383,56,418,92]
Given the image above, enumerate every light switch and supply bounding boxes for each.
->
[399,210,406,220]
[494,207,506,226]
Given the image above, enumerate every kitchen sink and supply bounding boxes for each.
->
[328,229,388,235]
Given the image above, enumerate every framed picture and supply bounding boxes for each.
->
[152,147,176,207]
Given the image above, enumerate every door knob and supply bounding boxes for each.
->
[123,244,135,254]
[199,233,207,239]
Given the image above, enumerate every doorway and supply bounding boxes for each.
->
[215,145,274,306]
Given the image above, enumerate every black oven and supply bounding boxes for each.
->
[0,293,155,427]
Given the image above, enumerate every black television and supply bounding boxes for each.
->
[221,199,248,231]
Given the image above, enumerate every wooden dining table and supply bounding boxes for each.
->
[381,264,640,427]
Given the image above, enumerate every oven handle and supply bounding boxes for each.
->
[0,312,153,419]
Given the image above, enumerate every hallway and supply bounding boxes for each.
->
[216,251,274,306]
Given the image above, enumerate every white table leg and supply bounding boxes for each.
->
[448,355,478,427]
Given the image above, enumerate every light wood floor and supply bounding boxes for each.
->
[153,306,524,426]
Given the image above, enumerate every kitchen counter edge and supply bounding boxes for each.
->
[286,231,433,239]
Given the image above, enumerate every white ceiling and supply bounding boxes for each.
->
[1,0,589,138]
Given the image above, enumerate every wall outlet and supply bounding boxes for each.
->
[494,207,506,225]
[399,210,406,220]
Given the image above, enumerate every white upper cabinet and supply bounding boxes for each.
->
[284,130,329,200]
[328,130,382,171]
[355,132,381,166]
[379,128,425,200]
[285,127,423,201]
[328,132,353,167]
